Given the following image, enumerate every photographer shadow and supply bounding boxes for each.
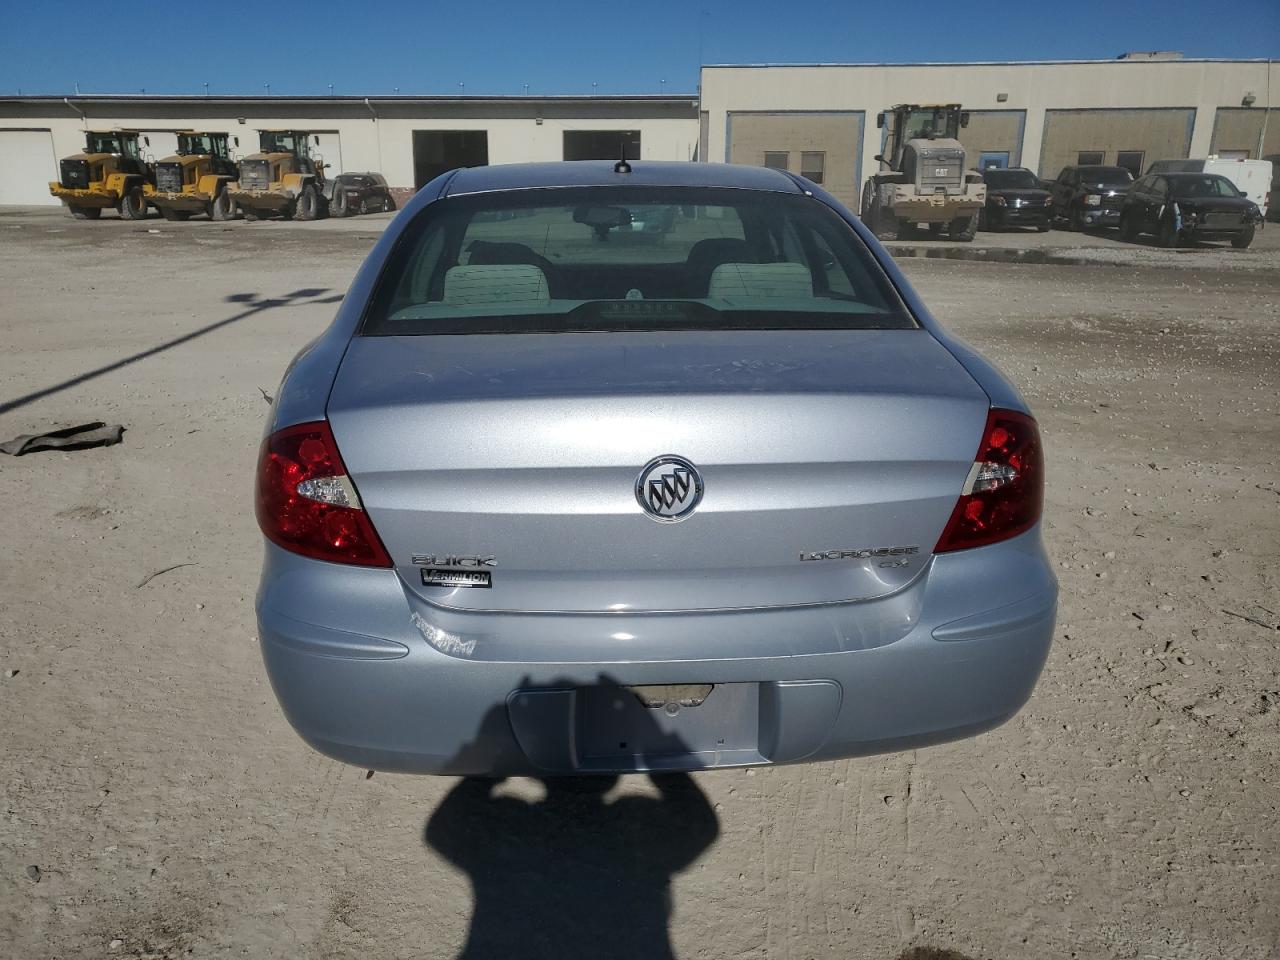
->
[424,683,720,960]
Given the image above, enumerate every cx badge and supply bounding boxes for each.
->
[636,455,704,523]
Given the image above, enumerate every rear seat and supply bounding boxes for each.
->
[443,265,551,307]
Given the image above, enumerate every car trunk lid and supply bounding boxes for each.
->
[327,329,989,613]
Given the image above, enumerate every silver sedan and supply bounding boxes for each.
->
[254,160,1056,776]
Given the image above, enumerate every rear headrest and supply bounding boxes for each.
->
[707,262,814,300]
[443,265,550,307]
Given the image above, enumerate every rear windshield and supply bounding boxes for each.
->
[361,187,915,336]
[1169,175,1241,198]
[984,169,1040,189]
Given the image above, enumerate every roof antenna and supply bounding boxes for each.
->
[614,142,632,174]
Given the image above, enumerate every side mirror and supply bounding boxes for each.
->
[960,112,970,128]
[873,154,884,163]
[314,135,320,145]
[234,136,239,147]
[144,136,150,146]
[875,112,884,129]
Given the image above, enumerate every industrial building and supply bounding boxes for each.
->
[0,95,700,205]
[0,55,1275,210]
[699,56,1279,210]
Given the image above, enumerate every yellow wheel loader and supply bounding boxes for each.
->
[49,130,155,220]
[860,104,986,242]
[150,132,241,221]
[227,130,332,220]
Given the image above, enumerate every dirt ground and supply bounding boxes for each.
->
[1,207,1277,960]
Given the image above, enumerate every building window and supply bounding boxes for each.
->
[1077,150,1105,165]
[1116,151,1145,178]
[799,151,825,184]
[763,151,789,171]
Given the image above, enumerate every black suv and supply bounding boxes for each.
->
[979,167,1053,231]
[1120,172,1262,249]
[1048,165,1133,230]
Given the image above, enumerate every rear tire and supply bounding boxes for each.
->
[382,193,396,213]
[69,206,100,220]
[1068,206,1085,232]
[1231,225,1255,249]
[331,184,349,218]
[1036,221,1050,232]
[119,186,147,220]
[294,184,318,221]
[209,189,233,221]
[161,207,190,221]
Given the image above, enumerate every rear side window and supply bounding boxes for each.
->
[362,187,916,336]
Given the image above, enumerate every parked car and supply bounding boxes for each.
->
[979,167,1053,231]
[1048,164,1133,230]
[331,172,395,217]
[1120,172,1263,248]
[1145,157,1271,218]
[254,160,1056,777]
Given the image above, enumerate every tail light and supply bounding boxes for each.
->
[255,420,391,567]
[935,408,1043,553]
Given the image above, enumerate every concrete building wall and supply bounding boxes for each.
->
[701,60,1280,209]
[0,96,700,205]
[725,111,864,208]
[1211,107,1280,158]
[956,110,1025,167]
[1039,108,1195,179]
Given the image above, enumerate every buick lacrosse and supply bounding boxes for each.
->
[255,160,1056,775]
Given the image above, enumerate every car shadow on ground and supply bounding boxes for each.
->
[0,288,343,415]
[421,680,720,960]
[419,681,981,960]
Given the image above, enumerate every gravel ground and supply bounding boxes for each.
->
[1,208,1277,960]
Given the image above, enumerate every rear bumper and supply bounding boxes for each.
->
[256,530,1056,776]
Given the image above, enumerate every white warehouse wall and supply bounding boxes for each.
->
[0,96,701,205]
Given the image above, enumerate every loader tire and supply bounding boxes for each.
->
[69,206,101,220]
[209,189,234,221]
[951,214,978,242]
[331,184,349,218]
[294,184,319,221]
[119,186,147,220]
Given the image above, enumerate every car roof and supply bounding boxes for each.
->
[1073,165,1128,173]
[442,161,804,196]
[1163,171,1229,179]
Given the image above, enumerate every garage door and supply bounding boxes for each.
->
[0,129,59,205]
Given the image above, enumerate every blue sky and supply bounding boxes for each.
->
[2,0,1277,96]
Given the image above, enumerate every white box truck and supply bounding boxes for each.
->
[1146,157,1272,217]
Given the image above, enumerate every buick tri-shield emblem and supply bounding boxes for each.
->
[636,455,704,522]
